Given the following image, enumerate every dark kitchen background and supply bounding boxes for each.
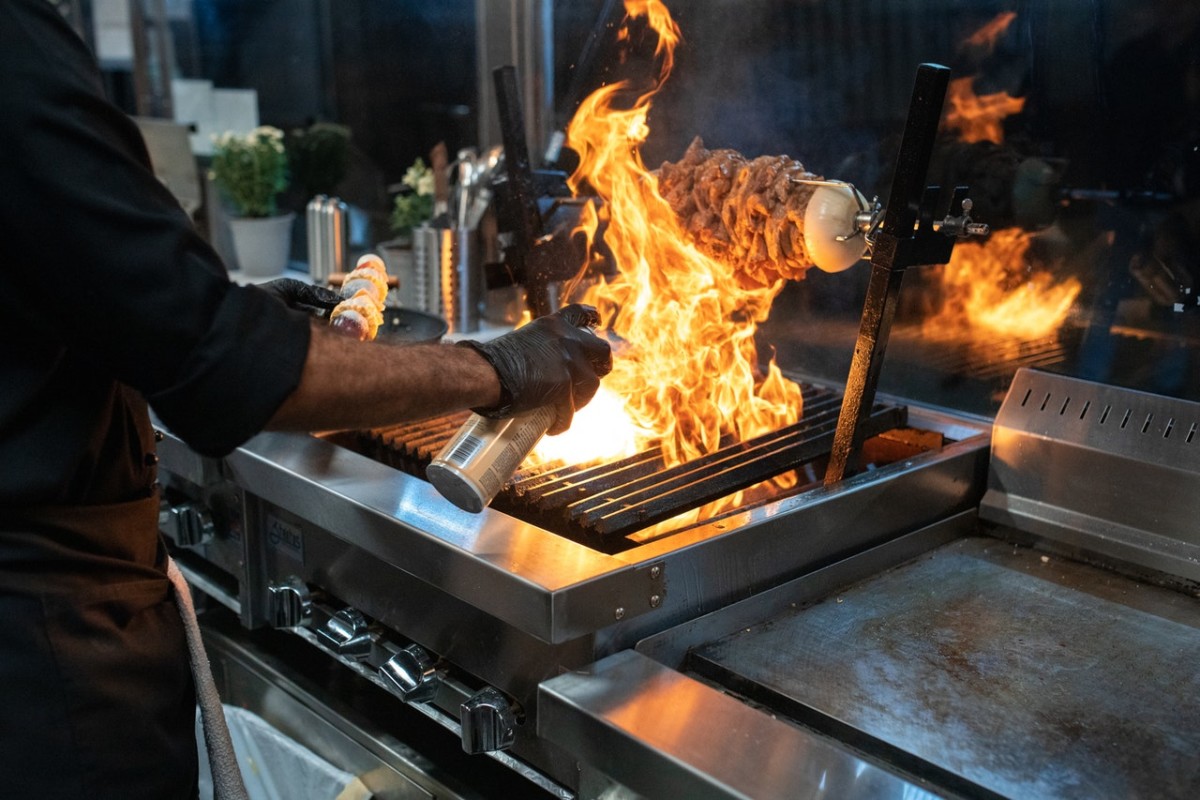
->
[70,0,1200,415]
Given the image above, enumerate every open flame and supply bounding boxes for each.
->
[529,0,802,500]
[928,13,1079,340]
[945,13,1025,145]
[944,76,1026,145]
[962,11,1017,54]
[925,229,1081,340]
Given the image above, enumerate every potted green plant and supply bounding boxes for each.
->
[287,122,351,198]
[378,157,435,308]
[389,157,435,241]
[210,126,293,277]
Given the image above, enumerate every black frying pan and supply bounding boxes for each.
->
[374,307,448,344]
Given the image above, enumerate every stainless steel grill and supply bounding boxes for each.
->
[155,372,990,797]
[329,383,910,550]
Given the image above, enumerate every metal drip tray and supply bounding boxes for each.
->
[686,536,1200,799]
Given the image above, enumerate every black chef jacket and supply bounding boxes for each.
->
[0,0,311,507]
[0,2,311,797]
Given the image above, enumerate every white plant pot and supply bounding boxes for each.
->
[229,212,295,277]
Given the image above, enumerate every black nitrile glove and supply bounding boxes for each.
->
[259,278,343,315]
[460,303,613,435]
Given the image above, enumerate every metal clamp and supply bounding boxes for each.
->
[935,197,989,239]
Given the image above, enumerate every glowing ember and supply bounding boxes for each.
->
[530,0,802,498]
[925,229,1081,340]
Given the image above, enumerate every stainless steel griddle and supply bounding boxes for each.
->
[537,368,1200,799]
[688,536,1200,799]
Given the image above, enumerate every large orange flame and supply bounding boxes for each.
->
[925,229,1081,339]
[529,0,801,498]
[945,13,1025,145]
[933,13,1078,339]
[944,77,1026,145]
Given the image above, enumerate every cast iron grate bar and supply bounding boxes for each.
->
[346,383,907,544]
[355,411,470,471]
[888,325,1075,381]
[565,403,906,537]
[509,385,844,508]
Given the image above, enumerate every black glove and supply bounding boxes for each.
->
[259,278,343,315]
[460,303,613,435]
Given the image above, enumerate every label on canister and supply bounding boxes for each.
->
[426,406,556,513]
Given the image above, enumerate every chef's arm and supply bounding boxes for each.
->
[266,321,502,432]
[266,304,613,435]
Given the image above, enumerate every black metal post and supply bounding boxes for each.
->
[493,65,553,317]
[824,63,951,485]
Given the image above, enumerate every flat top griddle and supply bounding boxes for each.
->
[687,536,1200,800]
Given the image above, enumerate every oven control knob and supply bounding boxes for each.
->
[379,644,440,704]
[266,577,312,629]
[164,502,215,548]
[317,607,373,661]
[460,687,517,753]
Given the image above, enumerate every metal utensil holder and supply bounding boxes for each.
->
[413,223,482,333]
[306,195,348,284]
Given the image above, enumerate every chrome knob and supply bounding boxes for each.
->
[165,502,215,548]
[266,576,312,629]
[460,687,517,753]
[379,644,440,703]
[317,607,373,661]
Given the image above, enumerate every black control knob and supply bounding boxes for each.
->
[162,501,215,548]
[316,607,373,661]
[379,644,440,703]
[460,687,517,753]
[266,576,313,629]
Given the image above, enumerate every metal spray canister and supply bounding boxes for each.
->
[426,405,557,513]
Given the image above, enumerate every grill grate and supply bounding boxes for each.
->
[888,325,1077,381]
[340,384,907,549]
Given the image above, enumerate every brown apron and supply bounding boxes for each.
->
[0,495,199,799]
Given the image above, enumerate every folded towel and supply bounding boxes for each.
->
[168,557,249,800]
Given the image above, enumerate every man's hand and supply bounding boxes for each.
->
[460,304,613,435]
[259,278,342,315]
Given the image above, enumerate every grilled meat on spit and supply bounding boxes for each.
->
[657,137,823,286]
